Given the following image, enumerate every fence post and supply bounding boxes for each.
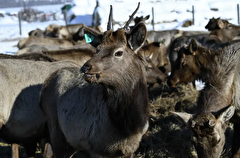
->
[192,5,195,25]
[237,4,240,25]
[18,12,22,36]
[151,7,155,30]
[64,9,68,26]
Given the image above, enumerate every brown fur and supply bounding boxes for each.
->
[169,39,240,158]
[168,18,240,84]
[147,29,180,48]
[44,23,60,37]
[205,17,230,31]
[42,43,96,67]
[143,56,167,86]
[139,41,171,75]
[28,28,45,37]
[0,53,56,62]
[15,44,70,55]
[40,4,150,158]
[40,42,166,85]
[58,24,86,41]
[129,15,150,31]
[44,23,101,43]
[17,36,76,49]
[0,59,77,157]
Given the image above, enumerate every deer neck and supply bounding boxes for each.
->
[197,66,235,113]
[106,77,150,136]
[195,50,216,81]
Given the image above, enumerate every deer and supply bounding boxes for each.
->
[0,57,77,157]
[168,18,240,77]
[39,2,150,158]
[169,39,240,158]
[17,36,76,50]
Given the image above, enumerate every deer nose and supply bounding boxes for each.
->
[80,64,92,73]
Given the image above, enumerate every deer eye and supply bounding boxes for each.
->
[114,51,123,57]
[227,24,233,28]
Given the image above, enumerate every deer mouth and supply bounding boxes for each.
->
[83,72,101,83]
[167,78,179,87]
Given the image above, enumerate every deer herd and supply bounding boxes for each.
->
[0,2,240,158]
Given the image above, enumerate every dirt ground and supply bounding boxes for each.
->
[0,83,233,158]
[135,83,233,158]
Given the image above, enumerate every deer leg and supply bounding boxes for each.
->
[48,123,75,158]
[122,154,134,158]
[12,143,19,158]
[43,143,53,158]
[232,123,240,158]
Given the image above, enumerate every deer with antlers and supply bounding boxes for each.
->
[40,2,150,158]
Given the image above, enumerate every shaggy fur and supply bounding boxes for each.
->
[169,39,240,158]
[0,59,77,157]
[40,15,150,157]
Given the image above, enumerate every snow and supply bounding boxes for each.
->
[0,0,239,42]
[0,0,239,90]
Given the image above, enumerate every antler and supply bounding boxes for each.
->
[123,2,140,30]
[107,5,113,30]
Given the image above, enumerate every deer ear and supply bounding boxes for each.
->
[217,19,224,29]
[218,105,235,123]
[84,26,102,47]
[189,39,198,55]
[127,22,147,52]
[144,15,150,20]
[170,111,193,125]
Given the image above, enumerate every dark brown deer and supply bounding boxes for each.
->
[144,55,167,86]
[129,15,150,31]
[167,39,240,87]
[41,43,166,85]
[169,39,240,158]
[40,3,150,158]
[134,15,150,25]
[168,18,240,73]
[138,41,171,75]
[205,17,230,31]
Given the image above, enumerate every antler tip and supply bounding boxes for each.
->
[123,2,141,30]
